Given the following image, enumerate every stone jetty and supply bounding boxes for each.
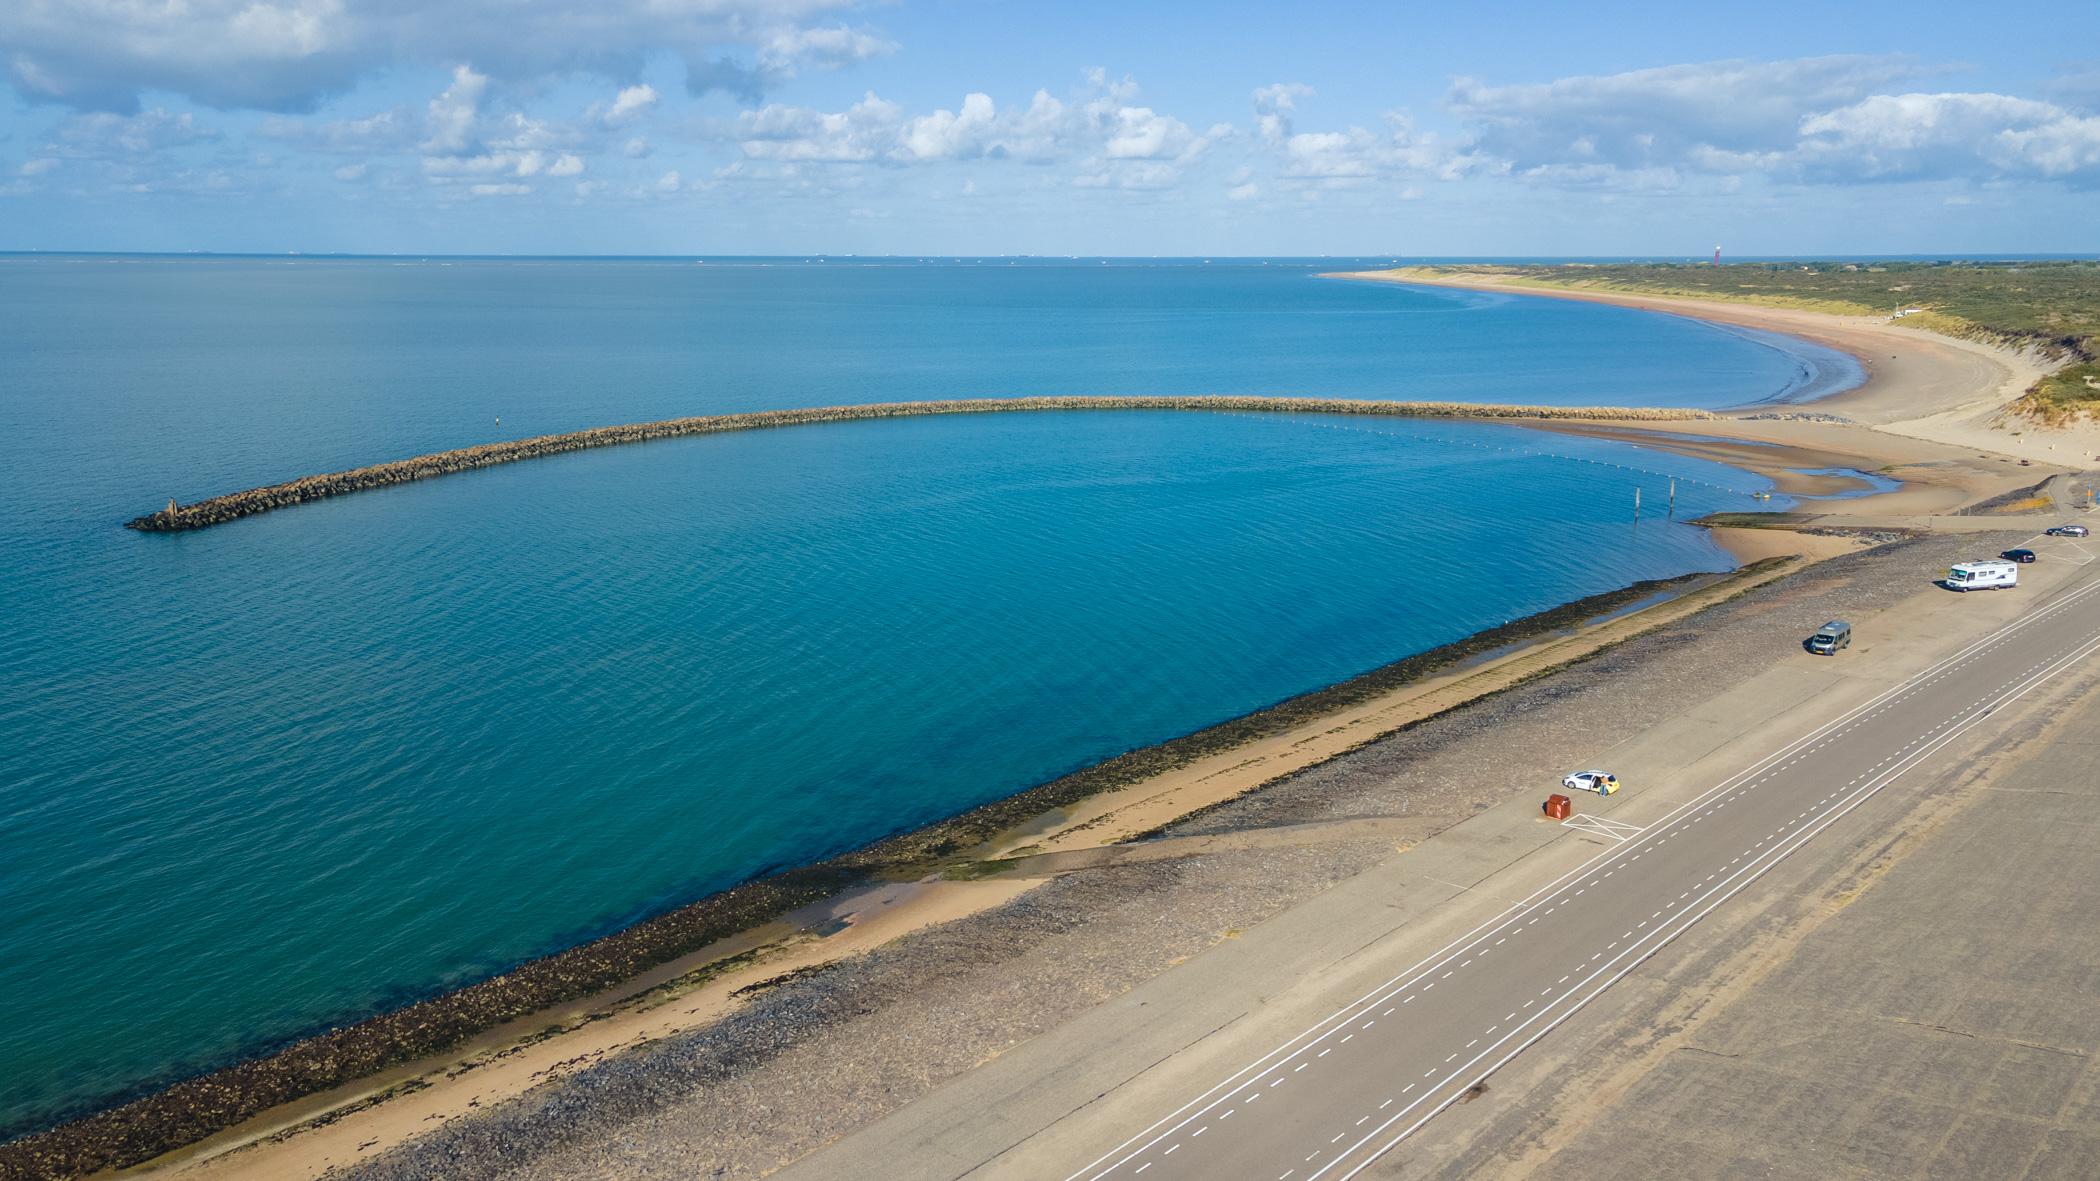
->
[126,396,1716,533]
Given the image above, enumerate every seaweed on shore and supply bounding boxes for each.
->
[1692,511,1819,529]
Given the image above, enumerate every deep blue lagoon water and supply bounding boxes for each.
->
[0,257,1854,1136]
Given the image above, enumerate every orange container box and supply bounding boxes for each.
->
[1544,794,1572,820]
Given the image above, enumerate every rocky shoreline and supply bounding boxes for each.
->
[124,396,1716,532]
[0,562,1767,1181]
[335,535,1990,1181]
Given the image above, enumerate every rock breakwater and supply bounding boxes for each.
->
[126,396,1716,532]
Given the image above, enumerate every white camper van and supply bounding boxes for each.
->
[1946,560,2018,592]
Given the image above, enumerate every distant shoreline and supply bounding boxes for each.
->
[1320,269,1870,412]
[1327,267,2086,468]
[24,273,2048,1180]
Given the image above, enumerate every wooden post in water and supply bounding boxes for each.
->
[1634,486,1641,521]
[1668,478,1676,517]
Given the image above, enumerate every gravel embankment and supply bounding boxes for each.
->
[343,532,2021,1181]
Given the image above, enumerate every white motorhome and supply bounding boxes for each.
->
[1946,560,2018,592]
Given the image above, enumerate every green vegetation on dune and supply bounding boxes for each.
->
[1395,260,2100,422]
[2023,361,2100,424]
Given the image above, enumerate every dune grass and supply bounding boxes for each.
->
[1388,260,2100,425]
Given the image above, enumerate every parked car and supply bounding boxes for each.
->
[2047,524,2091,537]
[1807,620,1852,654]
[2003,548,2038,563]
[1562,770,1619,796]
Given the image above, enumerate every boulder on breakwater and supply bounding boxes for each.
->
[125,396,1716,533]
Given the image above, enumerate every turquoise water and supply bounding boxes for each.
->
[0,258,1850,1137]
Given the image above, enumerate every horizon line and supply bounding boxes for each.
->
[4,250,2097,263]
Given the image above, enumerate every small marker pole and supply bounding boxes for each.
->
[1668,478,1676,517]
[1634,486,1642,521]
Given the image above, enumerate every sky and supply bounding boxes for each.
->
[1,0,2096,255]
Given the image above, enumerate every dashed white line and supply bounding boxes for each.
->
[1070,582,2100,1181]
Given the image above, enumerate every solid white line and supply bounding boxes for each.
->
[1323,631,2100,1180]
[1072,575,2100,1181]
[1318,623,2100,1181]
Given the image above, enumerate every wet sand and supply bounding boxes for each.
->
[13,268,2079,1181]
[1336,267,2098,467]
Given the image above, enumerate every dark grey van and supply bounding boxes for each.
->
[1807,620,1852,655]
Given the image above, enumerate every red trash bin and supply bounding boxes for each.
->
[1544,794,1572,820]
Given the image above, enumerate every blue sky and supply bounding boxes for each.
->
[2,0,2096,255]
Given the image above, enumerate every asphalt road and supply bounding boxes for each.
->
[1068,557,2100,1181]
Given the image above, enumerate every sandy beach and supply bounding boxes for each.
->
[1339,268,2099,467]
[16,270,2088,1181]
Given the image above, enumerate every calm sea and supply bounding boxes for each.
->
[0,257,1857,1136]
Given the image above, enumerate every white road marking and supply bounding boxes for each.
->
[1071,579,2100,1181]
[1314,624,2100,1181]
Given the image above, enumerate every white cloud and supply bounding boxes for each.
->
[622,136,651,158]
[1242,55,2100,192]
[420,65,486,154]
[738,92,901,161]
[1102,106,1220,160]
[1273,129,1374,179]
[46,108,218,157]
[594,84,658,126]
[1257,107,1480,186]
[733,73,1223,188]
[655,169,681,192]
[332,161,367,181]
[401,70,609,186]
[422,149,559,178]
[1996,113,2100,180]
[17,156,60,176]
[1074,161,1180,190]
[258,107,415,154]
[1252,82,1313,144]
[0,0,877,111]
[758,25,896,74]
[1511,162,1682,191]
[1227,180,1259,201]
[1798,93,2100,182]
[467,181,530,195]
[896,92,1005,161]
[1447,55,1930,175]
